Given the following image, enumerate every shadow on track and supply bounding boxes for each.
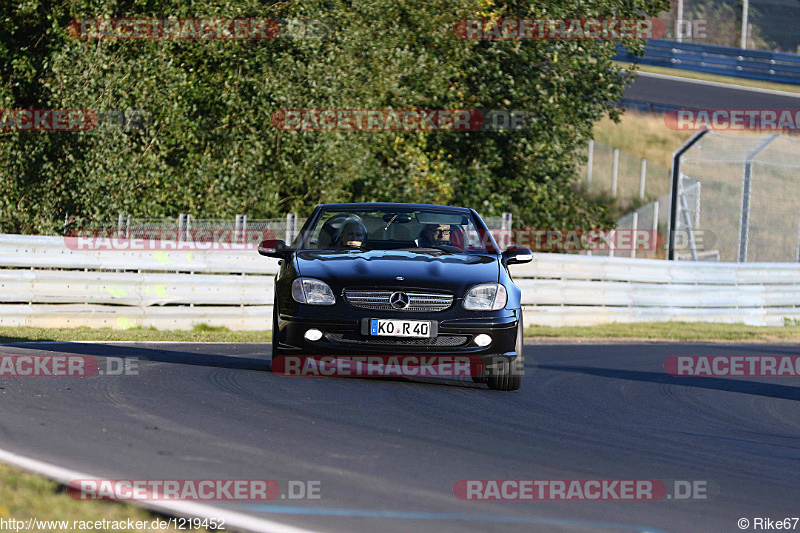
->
[539,364,800,401]
[6,342,499,389]
[8,342,269,372]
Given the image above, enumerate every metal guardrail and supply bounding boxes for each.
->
[2,234,799,329]
[614,40,800,85]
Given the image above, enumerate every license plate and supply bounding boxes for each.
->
[370,319,432,338]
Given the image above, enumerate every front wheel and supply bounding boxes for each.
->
[486,315,524,391]
[271,305,286,360]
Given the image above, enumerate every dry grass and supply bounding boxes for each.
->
[0,462,202,532]
[592,111,695,168]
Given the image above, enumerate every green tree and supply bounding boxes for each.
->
[0,0,667,234]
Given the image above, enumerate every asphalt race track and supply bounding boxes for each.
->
[623,71,800,110]
[1,341,799,532]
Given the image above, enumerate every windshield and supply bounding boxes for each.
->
[296,207,496,252]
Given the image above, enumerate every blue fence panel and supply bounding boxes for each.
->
[614,40,800,85]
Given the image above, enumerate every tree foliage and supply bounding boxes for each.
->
[0,0,667,233]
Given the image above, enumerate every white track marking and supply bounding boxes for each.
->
[0,448,316,533]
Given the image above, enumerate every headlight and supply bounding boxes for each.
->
[463,283,507,310]
[291,278,335,305]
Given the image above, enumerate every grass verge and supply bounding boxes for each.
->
[0,462,201,532]
[0,325,270,343]
[1,323,800,344]
[525,321,800,342]
[614,61,800,94]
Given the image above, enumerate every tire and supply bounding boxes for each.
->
[471,359,488,384]
[487,314,524,391]
[271,304,285,360]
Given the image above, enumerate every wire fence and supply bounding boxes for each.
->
[577,140,672,211]
[676,132,800,263]
[101,212,512,246]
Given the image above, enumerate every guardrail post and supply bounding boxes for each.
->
[587,140,594,188]
[611,148,619,198]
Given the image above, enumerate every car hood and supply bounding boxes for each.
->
[294,249,500,295]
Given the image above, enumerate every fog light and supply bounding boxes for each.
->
[305,328,323,341]
[474,334,492,347]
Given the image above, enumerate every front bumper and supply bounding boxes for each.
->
[274,311,520,364]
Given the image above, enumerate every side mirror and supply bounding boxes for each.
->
[502,246,533,265]
[258,239,290,258]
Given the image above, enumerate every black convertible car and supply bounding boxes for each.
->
[259,203,532,391]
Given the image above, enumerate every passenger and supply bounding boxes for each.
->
[336,218,368,248]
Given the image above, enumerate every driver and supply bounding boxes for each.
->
[335,217,368,248]
[417,224,451,247]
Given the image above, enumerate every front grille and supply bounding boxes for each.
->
[343,289,453,312]
[326,332,468,347]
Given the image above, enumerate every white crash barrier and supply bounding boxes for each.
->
[510,255,800,326]
[1,234,800,329]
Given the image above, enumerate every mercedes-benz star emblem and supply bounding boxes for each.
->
[389,291,410,310]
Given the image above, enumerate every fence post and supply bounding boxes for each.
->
[669,130,708,260]
[740,0,749,49]
[234,214,242,243]
[611,148,619,198]
[795,212,800,262]
[125,214,130,238]
[587,140,594,188]
[242,215,247,245]
[178,214,186,242]
[117,213,125,239]
[639,158,647,201]
[652,200,659,243]
[501,212,512,231]
[631,211,639,258]
[286,213,297,243]
[738,134,778,262]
